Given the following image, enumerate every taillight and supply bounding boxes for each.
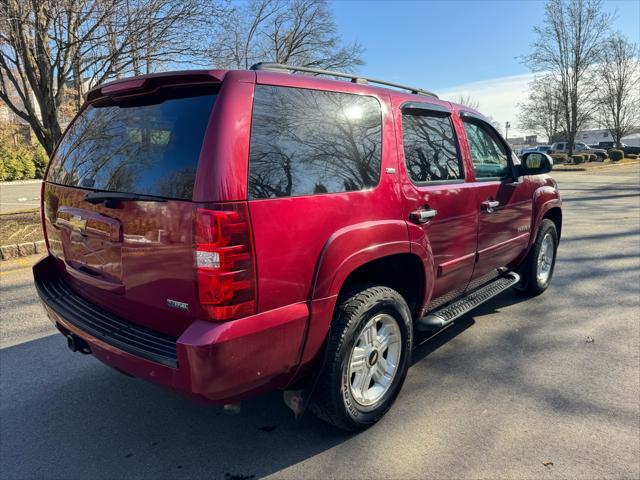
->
[194,203,257,321]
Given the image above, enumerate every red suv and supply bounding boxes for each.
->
[34,63,562,431]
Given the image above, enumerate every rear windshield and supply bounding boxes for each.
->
[48,88,217,200]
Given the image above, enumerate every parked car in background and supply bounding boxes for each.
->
[33,63,562,431]
[518,145,550,157]
[550,141,607,161]
[519,147,538,156]
[596,141,640,156]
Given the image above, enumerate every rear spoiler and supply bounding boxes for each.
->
[86,70,228,103]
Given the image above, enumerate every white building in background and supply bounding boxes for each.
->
[577,128,640,146]
[622,133,640,147]
[577,128,614,145]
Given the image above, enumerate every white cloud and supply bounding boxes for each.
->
[439,72,537,138]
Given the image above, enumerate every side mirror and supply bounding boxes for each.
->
[518,152,553,176]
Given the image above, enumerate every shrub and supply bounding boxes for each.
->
[0,158,7,181]
[2,155,26,180]
[0,136,46,181]
[572,154,585,164]
[32,144,49,179]
[609,149,624,161]
[0,140,25,180]
[551,153,568,164]
[15,146,36,179]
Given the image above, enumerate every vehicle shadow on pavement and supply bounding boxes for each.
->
[412,317,476,366]
[1,317,493,480]
[0,334,353,480]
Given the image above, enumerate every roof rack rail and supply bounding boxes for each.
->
[250,62,438,99]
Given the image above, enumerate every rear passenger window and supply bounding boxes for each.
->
[402,111,462,183]
[248,85,382,199]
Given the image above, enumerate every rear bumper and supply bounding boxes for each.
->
[33,256,308,403]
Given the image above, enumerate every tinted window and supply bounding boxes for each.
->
[463,121,510,179]
[48,89,216,200]
[248,85,382,199]
[402,111,462,183]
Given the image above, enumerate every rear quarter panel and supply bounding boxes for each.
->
[246,76,408,370]
[248,78,405,312]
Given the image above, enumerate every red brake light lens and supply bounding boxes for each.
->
[194,203,256,321]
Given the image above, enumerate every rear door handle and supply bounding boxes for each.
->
[481,200,500,213]
[410,208,437,224]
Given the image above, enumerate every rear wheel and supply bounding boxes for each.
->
[517,219,558,296]
[309,285,412,431]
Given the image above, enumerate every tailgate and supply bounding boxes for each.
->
[41,83,218,336]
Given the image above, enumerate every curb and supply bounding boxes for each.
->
[0,179,42,186]
[1,240,46,260]
[554,160,639,172]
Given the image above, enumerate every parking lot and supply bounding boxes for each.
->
[1,164,639,479]
[0,180,41,214]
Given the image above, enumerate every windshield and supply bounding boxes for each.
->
[48,88,217,200]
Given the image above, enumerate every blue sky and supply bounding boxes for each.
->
[332,0,639,88]
[331,0,640,135]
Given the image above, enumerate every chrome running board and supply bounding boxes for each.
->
[416,272,520,331]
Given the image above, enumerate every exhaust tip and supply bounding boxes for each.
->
[66,334,91,355]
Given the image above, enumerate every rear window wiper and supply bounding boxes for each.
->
[84,191,167,206]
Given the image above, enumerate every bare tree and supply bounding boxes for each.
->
[525,0,611,154]
[450,95,504,135]
[455,94,480,110]
[208,0,363,71]
[518,74,564,143]
[592,34,640,147]
[486,115,504,136]
[0,0,211,155]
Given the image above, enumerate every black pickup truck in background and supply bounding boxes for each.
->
[593,141,640,155]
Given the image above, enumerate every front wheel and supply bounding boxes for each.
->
[517,219,558,296]
[309,285,413,431]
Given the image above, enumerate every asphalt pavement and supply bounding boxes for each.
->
[0,180,42,214]
[1,165,639,479]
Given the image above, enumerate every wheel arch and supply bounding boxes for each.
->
[336,253,427,321]
[531,185,562,244]
[296,222,432,376]
[542,206,562,240]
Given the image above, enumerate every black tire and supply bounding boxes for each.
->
[309,285,413,431]
[517,219,558,296]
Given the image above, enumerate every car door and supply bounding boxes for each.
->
[459,113,532,285]
[398,102,477,308]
